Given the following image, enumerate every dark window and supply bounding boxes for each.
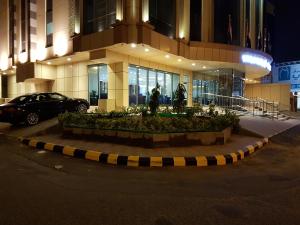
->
[149,0,176,38]
[214,0,240,45]
[8,0,14,57]
[83,0,116,34]
[1,76,8,98]
[21,0,26,52]
[48,93,67,101]
[190,0,202,41]
[46,0,53,47]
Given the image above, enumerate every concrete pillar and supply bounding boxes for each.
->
[250,0,256,49]
[201,0,214,42]
[141,0,149,22]
[125,0,140,43]
[108,62,129,110]
[177,0,190,41]
[116,0,124,21]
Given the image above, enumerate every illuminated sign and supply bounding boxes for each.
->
[241,53,272,71]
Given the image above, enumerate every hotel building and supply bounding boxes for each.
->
[0,0,272,111]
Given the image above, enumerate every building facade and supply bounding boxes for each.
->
[0,0,272,110]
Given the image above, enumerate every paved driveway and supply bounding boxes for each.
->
[0,126,299,225]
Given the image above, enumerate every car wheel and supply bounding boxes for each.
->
[77,104,88,113]
[26,112,39,126]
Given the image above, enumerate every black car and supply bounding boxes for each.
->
[0,92,90,126]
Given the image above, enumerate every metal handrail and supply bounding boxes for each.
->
[193,93,279,119]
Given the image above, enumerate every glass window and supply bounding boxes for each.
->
[149,0,176,38]
[214,0,240,45]
[46,0,53,47]
[88,64,108,106]
[129,66,138,105]
[138,68,148,105]
[9,0,14,57]
[148,70,156,96]
[190,0,202,41]
[128,65,181,106]
[21,0,27,52]
[48,93,67,101]
[165,73,172,105]
[84,0,116,34]
[183,75,190,98]
[172,74,180,96]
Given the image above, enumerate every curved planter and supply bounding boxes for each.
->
[63,127,232,148]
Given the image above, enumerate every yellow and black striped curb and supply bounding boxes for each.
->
[18,137,268,168]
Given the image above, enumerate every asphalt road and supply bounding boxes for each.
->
[0,126,300,225]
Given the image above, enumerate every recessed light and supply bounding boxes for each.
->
[145,48,149,52]
[177,59,182,62]
[165,55,170,59]
[67,57,72,61]
[192,63,196,66]
[131,43,137,48]
[47,62,52,65]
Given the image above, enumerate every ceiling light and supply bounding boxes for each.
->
[177,59,182,62]
[165,55,170,59]
[145,48,149,52]
[202,66,206,69]
[131,43,137,48]
[192,63,196,66]
[47,62,52,65]
[67,57,72,61]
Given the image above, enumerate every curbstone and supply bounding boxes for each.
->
[18,137,269,168]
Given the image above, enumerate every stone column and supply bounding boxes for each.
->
[177,0,190,41]
[108,62,129,110]
[201,0,214,42]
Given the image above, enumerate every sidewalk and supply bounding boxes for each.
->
[239,115,300,138]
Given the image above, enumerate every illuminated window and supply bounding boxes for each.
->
[88,64,108,106]
[128,65,180,105]
[46,0,53,47]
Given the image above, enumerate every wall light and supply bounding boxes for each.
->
[54,32,69,56]
[19,52,28,64]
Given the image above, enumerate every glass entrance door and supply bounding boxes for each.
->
[88,64,108,106]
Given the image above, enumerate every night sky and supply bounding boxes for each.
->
[272,0,300,63]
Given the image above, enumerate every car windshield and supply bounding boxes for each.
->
[9,95,31,104]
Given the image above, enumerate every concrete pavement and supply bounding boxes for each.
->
[240,115,300,137]
[0,127,299,225]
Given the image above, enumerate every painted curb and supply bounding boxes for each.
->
[18,137,269,168]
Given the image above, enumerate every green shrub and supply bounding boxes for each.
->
[173,83,187,113]
[149,83,160,115]
[59,110,240,133]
